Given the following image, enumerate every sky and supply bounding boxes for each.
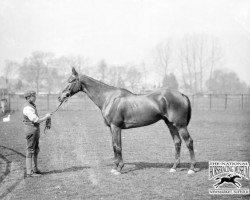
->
[0,0,250,84]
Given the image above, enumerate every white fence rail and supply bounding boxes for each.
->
[2,93,250,112]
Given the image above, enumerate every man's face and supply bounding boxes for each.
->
[29,95,36,103]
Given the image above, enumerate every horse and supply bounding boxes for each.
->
[213,174,242,188]
[58,67,196,175]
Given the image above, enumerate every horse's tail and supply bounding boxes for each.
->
[183,94,192,126]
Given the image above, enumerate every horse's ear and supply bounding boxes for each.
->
[72,67,78,76]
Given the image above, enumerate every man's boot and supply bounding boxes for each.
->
[32,154,42,174]
[26,155,41,177]
[26,156,32,175]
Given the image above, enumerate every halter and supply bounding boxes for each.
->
[44,76,81,134]
[66,75,81,97]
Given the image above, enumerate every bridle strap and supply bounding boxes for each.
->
[68,77,81,97]
[44,100,65,134]
[51,100,64,115]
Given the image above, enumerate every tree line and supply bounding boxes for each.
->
[1,33,249,94]
[2,52,146,94]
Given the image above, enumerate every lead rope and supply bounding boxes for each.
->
[44,100,65,134]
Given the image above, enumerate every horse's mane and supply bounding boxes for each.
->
[80,75,115,89]
[80,74,134,94]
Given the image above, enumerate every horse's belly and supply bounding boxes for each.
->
[123,108,161,129]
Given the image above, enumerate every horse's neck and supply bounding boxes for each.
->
[81,76,114,109]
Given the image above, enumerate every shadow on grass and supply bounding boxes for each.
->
[0,145,25,184]
[42,166,91,175]
[0,145,25,199]
[122,161,208,174]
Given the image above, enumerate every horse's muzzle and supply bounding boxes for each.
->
[58,93,70,102]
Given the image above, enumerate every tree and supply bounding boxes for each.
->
[107,66,126,88]
[125,67,142,92]
[206,69,248,94]
[67,55,89,74]
[44,67,63,94]
[154,39,172,76]
[14,79,23,91]
[97,59,108,82]
[3,60,19,91]
[207,37,223,90]
[54,55,90,79]
[178,34,223,93]
[162,73,179,90]
[19,51,54,93]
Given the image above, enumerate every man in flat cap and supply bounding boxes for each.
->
[23,90,51,177]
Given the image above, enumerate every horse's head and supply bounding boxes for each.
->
[58,67,82,103]
[233,175,241,179]
[228,174,241,179]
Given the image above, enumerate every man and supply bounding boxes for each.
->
[23,90,51,177]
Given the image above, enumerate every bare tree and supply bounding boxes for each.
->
[44,67,63,94]
[208,37,223,87]
[154,39,172,76]
[107,65,126,87]
[179,36,195,92]
[97,59,108,82]
[19,51,54,93]
[125,67,142,92]
[3,60,19,90]
[178,34,223,93]
[54,55,90,79]
[68,55,89,74]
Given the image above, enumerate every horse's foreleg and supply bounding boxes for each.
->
[178,127,196,174]
[214,182,221,188]
[110,124,124,175]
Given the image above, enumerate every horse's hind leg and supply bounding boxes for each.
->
[164,119,181,172]
[110,127,118,173]
[110,124,124,175]
[178,126,196,174]
[233,181,240,188]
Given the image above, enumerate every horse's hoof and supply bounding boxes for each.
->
[169,168,177,173]
[111,170,121,175]
[187,169,195,174]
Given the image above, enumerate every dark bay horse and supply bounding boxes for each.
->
[214,174,241,188]
[58,67,196,175]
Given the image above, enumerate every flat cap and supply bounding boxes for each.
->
[24,90,36,98]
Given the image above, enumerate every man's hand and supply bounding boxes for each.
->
[45,113,51,119]
[37,113,51,124]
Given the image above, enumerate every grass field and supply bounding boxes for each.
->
[0,109,250,200]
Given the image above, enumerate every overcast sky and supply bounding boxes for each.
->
[0,0,249,84]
